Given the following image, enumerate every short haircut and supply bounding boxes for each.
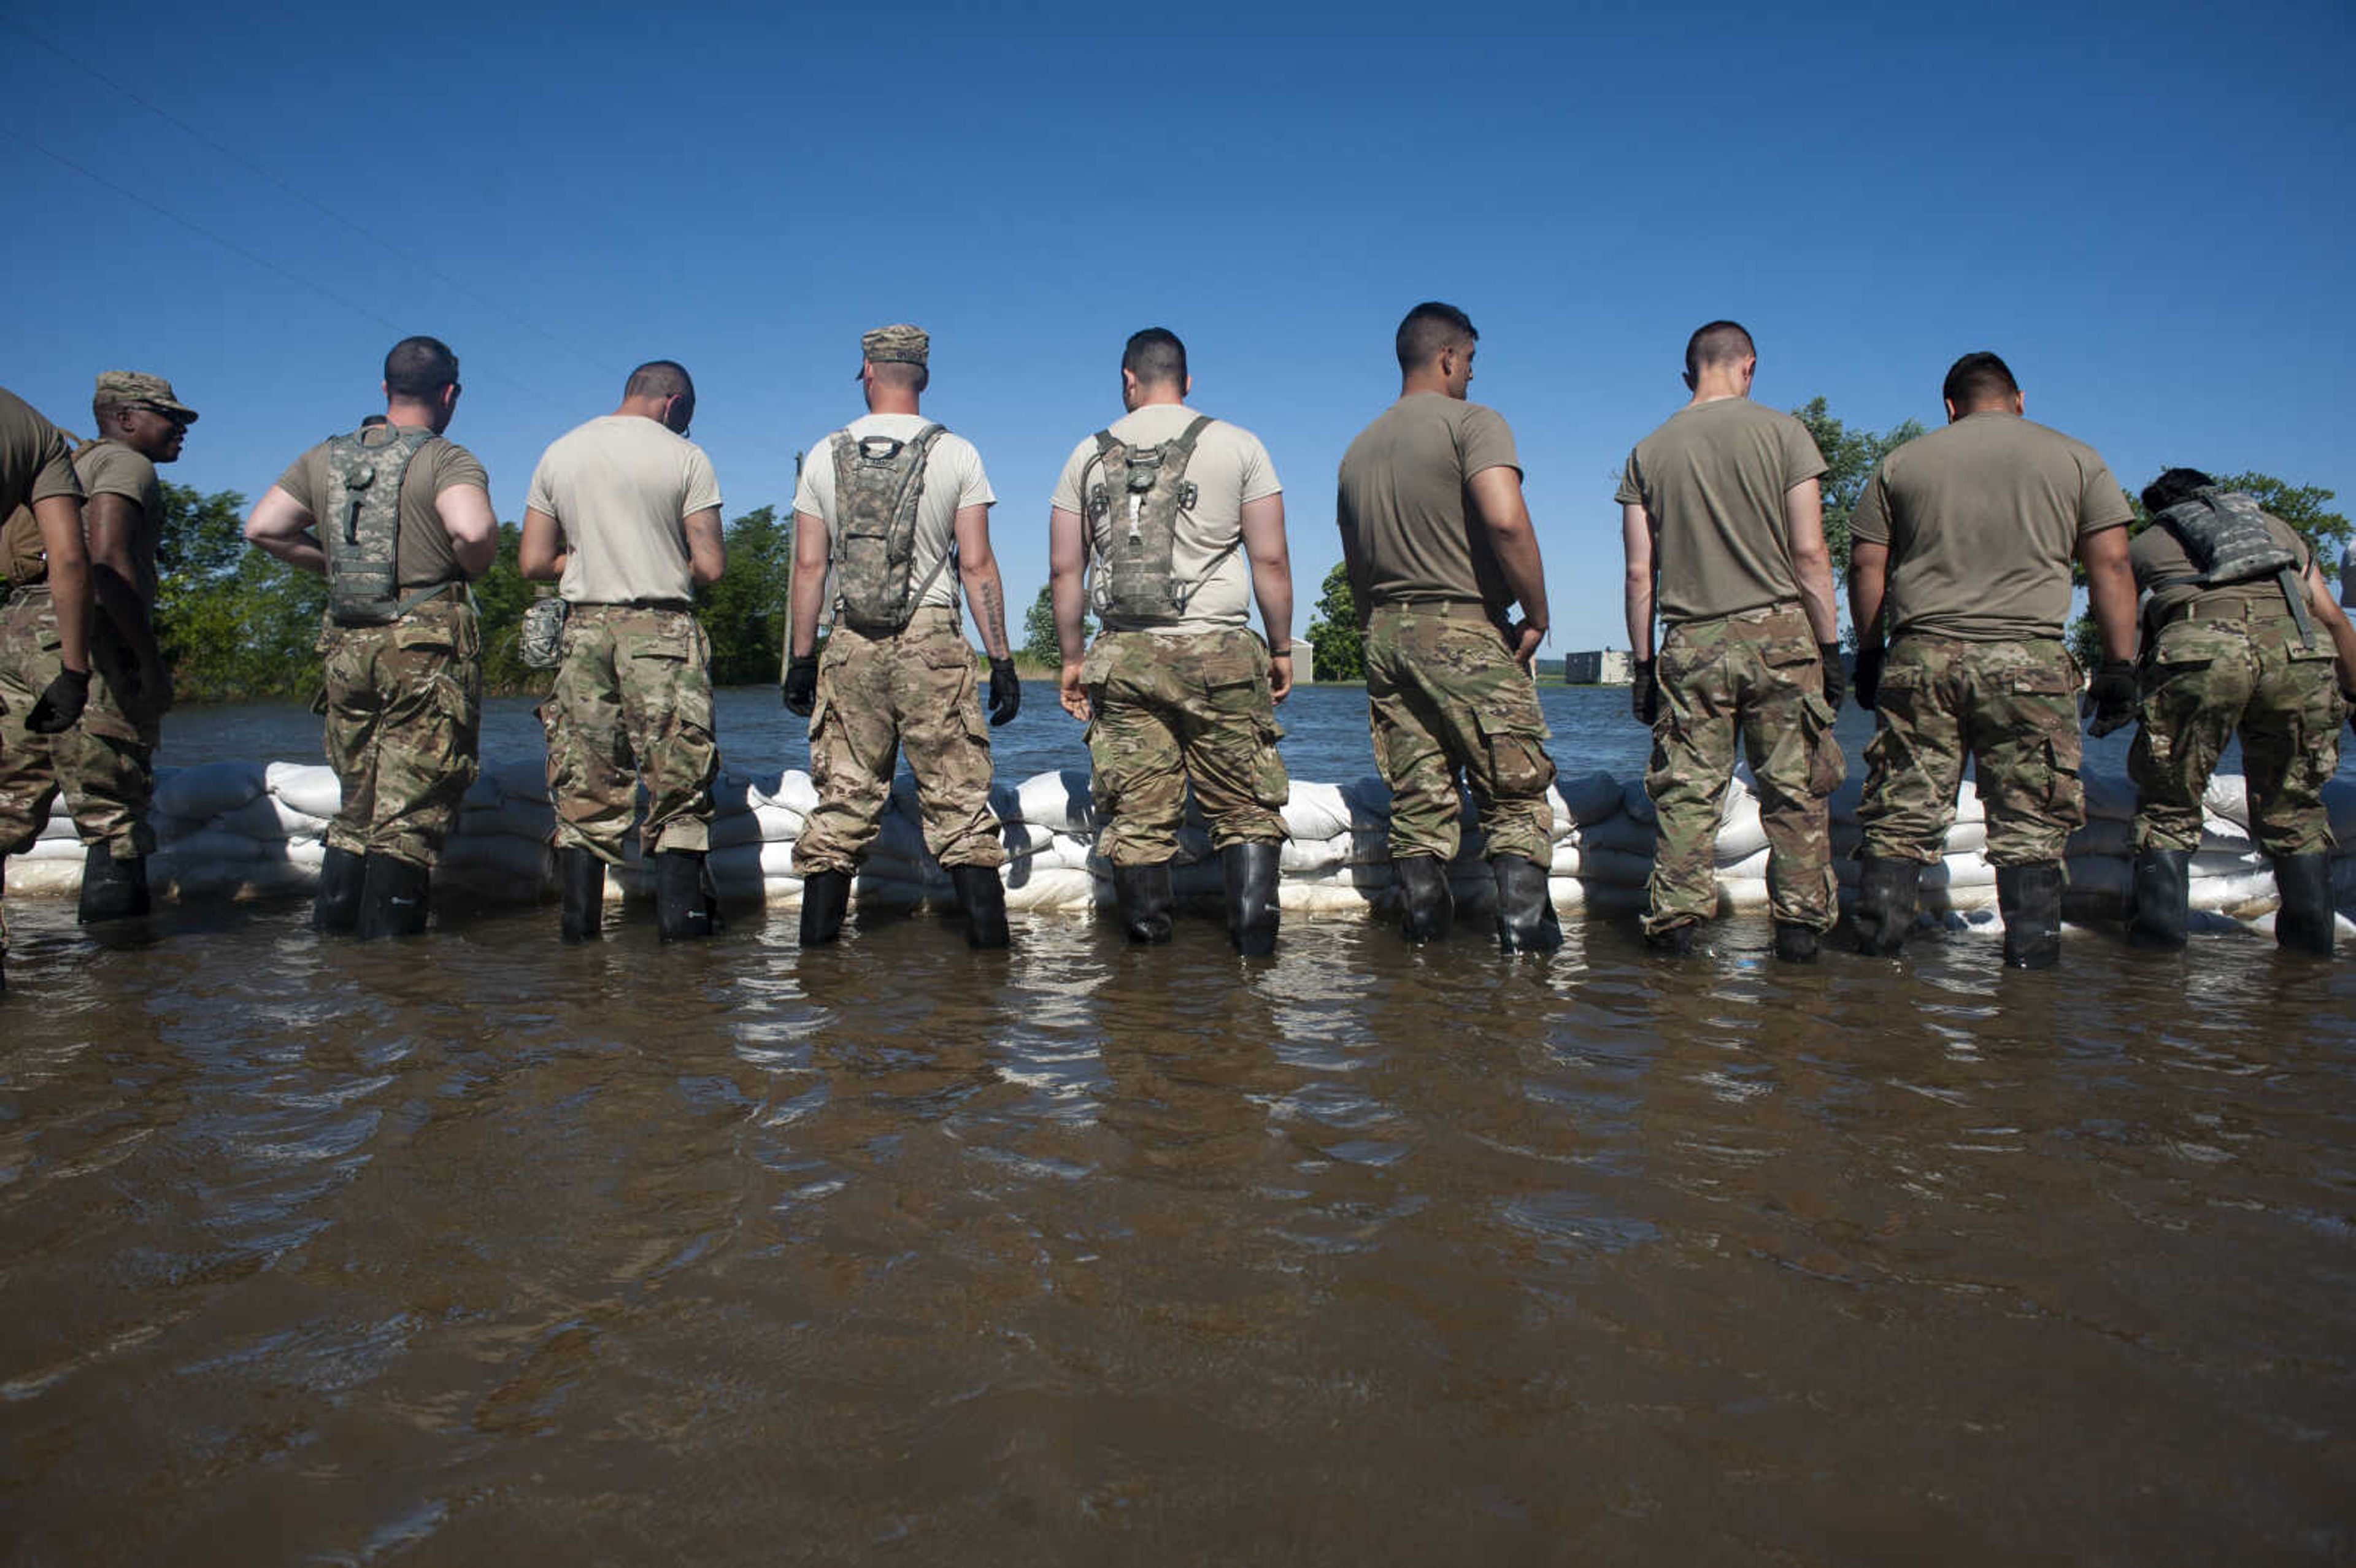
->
[1122,328,1188,390]
[1684,320,1755,379]
[625,359,695,403]
[383,336,459,401]
[2142,467,2217,514]
[1942,351,2019,410]
[870,360,928,394]
[1395,302,1477,372]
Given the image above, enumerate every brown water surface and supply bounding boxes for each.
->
[1,891,2349,1565]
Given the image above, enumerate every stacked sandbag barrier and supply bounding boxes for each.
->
[9,757,2352,930]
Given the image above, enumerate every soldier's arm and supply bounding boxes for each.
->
[1467,465,1549,667]
[1049,504,1091,721]
[2077,525,2136,664]
[1848,540,1890,650]
[435,483,497,579]
[33,493,91,674]
[787,510,830,659]
[244,485,327,575]
[1240,493,1293,701]
[2298,561,2356,697]
[1620,502,1655,659]
[1336,486,1373,631]
[952,504,1013,661]
[519,507,566,581]
[683,506,725,585]
[1784,478,1840,646]
[84,491,168,698]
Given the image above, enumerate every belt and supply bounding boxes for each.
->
[1672,600,1804,629]
[840,605,961,637]
[1372,599,1498,621]
[2161,597,2293,628]
[574,598,693,613]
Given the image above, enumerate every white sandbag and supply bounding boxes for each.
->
[756,840,803,878]
[280,838,326,870]
[1284,882,1387,915]
[1280,780,1354,843]
[207,794,296,841]
[1717,875,1769,909]
[266,761,344,819]
[1719,847,1771,882]
[2191,868,2281,910]
[7,859,83,896]
[20,836,85,862]
[2201,774,2250,828]
[1549,841,1582,877]
[153,760,263,821]
[37,807,76,840]
[1279,836,1349,875]
[2189,848,2268,881]
[1920,851,1996,890]
[753,802,804,843]
[1951,778,1985,824]
[1578,811,1657,858]
[749,769,818,815]
[2200,814,2251,851]
[2081,771,2137,822]
[997,820,1066,860]
[1713,790,1769,863]
[1014,770,1095,834]
[1943,819,1987,855]
[487,755,551,802]
[1005,866,1097,912]
[1555,771,1624,828]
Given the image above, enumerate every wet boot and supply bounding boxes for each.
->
[1222,842,1281,957]
[77,845,150,924]
[654,850,717,942]
[1996,861,2063,970]
[2127,848,2190,950]
[558,847,605,945]
[314,845,366,936]
[355,853,431,940]
[1773,922,1820,964]
[952,864,1011,950]
[1493,855,1562,954]
[1645,920,1700,956]
[799,869,851,947]
[1394,855,1453,945]
[2273,853,2336,956]
[1852,855,1920,957]
[1112,862,1174,945]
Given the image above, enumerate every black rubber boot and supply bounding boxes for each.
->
[1773,922,1820,963]
[952,864,1011,950]
[355,853,431,940]
[1493,855,1562,954]
[654,850,717,942]
[1112,862,1174,945]
[1853,855,1920,957]
[558,847,605,944]
[799,869,850,947]
[1645,920,1700,956]
[77,845,150,924]
[1222,842,1281,957]
[1996,861,2064,970]
[314,845,366,936]
[2273,853,2336,956]
[1394,856,1453,945]
[2127,848,2190,950]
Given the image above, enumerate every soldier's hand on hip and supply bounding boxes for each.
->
[987,658,1022,727]
[1817,643,1847,712]
[1058,661,1091,723]
[1630,659,1659,725]
[2084,659,2138,737]
[782,654,818,717]
[1854,644,1884,710]
[25,667,90,734]
[1267,645,1293,703]
[1507,618,1546,672]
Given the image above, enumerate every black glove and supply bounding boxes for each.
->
[1630,659,1659,725]
[1818,643,1847,713]
[25,667,90,735]
[987,658,1021,727]
[1854,644,1884,711]
[2084,659,2138,737]
[782,653,818,717]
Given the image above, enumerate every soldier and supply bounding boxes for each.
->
[2123,468,2356,953]
[0,385,93,993]
[521,360,725,943]
[1336,301,1559,952]
[1047,327,1293,954]
[0,373,192,927]
[785,325,1017,950]
[1619,323,1845,961]
[245,337,496,938]
[1847,352,2138,969]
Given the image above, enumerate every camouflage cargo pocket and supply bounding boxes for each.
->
[1799,691,1844,796]
[622,625,691,663]
[2147,621,2239,669]
[1473,710,1555,797]
[2007,660,2077,696]
[1078,639,1114,688]
[391,619,456,654]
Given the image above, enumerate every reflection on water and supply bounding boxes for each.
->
[2,886,2351,1564]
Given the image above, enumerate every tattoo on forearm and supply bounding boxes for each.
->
[979,581,1009,658]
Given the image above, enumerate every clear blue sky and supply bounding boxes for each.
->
[7,0,2350,650]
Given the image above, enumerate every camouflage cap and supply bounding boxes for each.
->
[860,323,930,368]
[93,371,198,423]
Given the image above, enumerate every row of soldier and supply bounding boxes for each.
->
[0,304,2349,991]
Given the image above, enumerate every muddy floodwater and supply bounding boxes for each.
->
[2,686,2351,1564]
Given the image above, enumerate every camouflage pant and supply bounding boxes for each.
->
[2130,608,2342,856]
[1365,604,1556,866]
[796,609,1003,875]
[0,583,161,862]
[1858,634,2082,866]
[1646,606,1843,934]
[542,604,718,865]
[1082,627,1287,867]
[317,594,482,866]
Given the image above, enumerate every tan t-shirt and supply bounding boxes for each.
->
[1050,404,1280,633]
[2131,502,2312,623]
[277,425,489,591]
[1336,393,1520,611]
[1850,410,2131,641]
[528,415,723,605]
[1617,398,1827,624]
[793,413,994,617]
[75,439,165,603]
[0,388,85,583]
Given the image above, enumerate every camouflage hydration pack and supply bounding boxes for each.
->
[829,423,947,634]
[1083,414,1219,623]
[322,426,436,626]
[2154,488,2313,646]
[518,591,569,670]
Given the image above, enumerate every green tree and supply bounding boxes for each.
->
[1020,582,1088,670]
[1792,396,1923,582]
[1305,561,1363,682]
[696,504,795,685]
[471,521,542,695]
[153,480,335,701]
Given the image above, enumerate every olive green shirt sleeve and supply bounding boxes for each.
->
[1460,404,1519,480]
[1849,463,1894,547]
